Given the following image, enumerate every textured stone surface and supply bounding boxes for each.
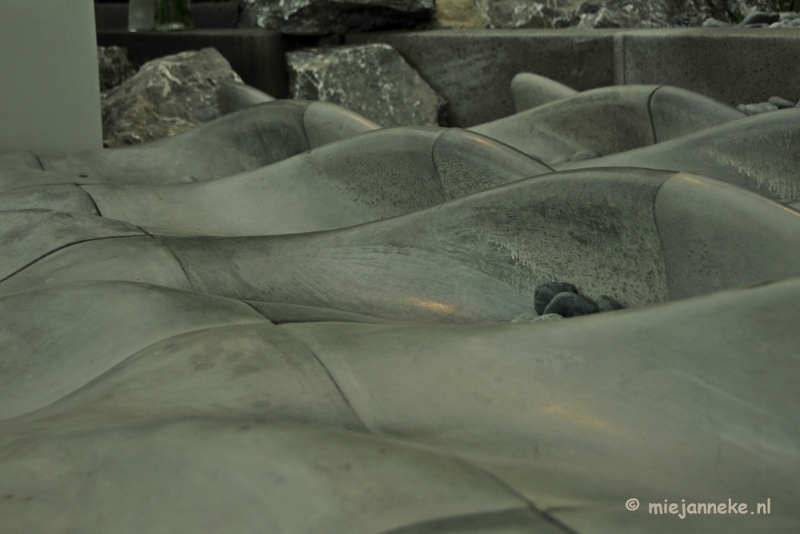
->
[287,44,446,127]
[101,47,242,147]
[97,46,135,92]
[238,0,435,35]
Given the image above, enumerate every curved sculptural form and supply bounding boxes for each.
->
[0,128,551,236]
[558,108,800,203]
[510,72,579,113]
[2,168,799,324]
[0,100,379,184]
[216,79,276,115]
[0,276,797,533]
[470,85,745,164]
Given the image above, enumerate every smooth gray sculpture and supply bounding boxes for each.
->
[0,276,797,533]
[470,85,745,164]
[216,79,275,115]
[557,108,800,203]
[3,169,799,325]
[510,72,578,113]
[0,100,379,184]
[0,128,551,236]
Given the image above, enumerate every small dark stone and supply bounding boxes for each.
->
[596,295,624,312]
[740,11,779,25]
[543,292,598,318]
[768,96,795,109]
[534,282,578,315]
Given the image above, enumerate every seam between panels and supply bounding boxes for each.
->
[0,235,141,285]
[646,86,661,145]
[651,173,674,302]
[157,239,199,293]
[449,456,583,534]
[242,300,372,434]
[77,185,103,217]
[33,153,45,171]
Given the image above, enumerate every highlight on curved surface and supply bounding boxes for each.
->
[470,85,745,164]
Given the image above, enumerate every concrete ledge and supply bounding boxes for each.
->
[615,28,800,107]
[95,2,239,30]
[347,30,617,128]
[96,29,288,98]
[348,28,800,127]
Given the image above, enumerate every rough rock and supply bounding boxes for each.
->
[97,46,135,92]
[534,282,578,315]
[238,0,435,35]
[101,48,242,147]
[543,292,599,317]
[461,0,777,29]
[287,44,446,127]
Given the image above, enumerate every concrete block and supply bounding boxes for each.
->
[615,28,800,107]
[96,29,289,98]
[346,29,616,127]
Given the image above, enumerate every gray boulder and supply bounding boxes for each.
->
[238,0,435,35]
[287,44,446,127]
[101,48,242,148]
[97,46,135,92]
[468,0,774,29]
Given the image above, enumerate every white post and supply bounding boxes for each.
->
[0,0,103,153]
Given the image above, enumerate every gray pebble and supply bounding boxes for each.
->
[738,102,779,115]
[768,96,795,109]
[534,282,578,315]
[571,149,602,162]
[531,313,564,323]
[741,11,780,25]
[596,295,624,313]
[543,292,598,318]
[702,18,731,27]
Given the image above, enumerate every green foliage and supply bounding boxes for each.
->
[726,8,744,23]
[769,0,797,12]
[155,0,193,29]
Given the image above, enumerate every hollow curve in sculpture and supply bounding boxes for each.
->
[0,128,549,236]
[0,100,379,185]
[470,85,745,164]
[3,168,799,324]
[0,277,797,533]
[557,108,800,203]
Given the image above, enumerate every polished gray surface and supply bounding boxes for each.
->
[23,100,377,185]
[470,85,744,165]
[558,109,800,203]
[0,128,550,236]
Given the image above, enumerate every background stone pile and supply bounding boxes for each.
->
[237,0,786,32]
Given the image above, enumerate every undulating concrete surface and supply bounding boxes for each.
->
[558,109,800,203]
[2,54,799,532]
[0,101,377,184]
[470,85,744,164]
